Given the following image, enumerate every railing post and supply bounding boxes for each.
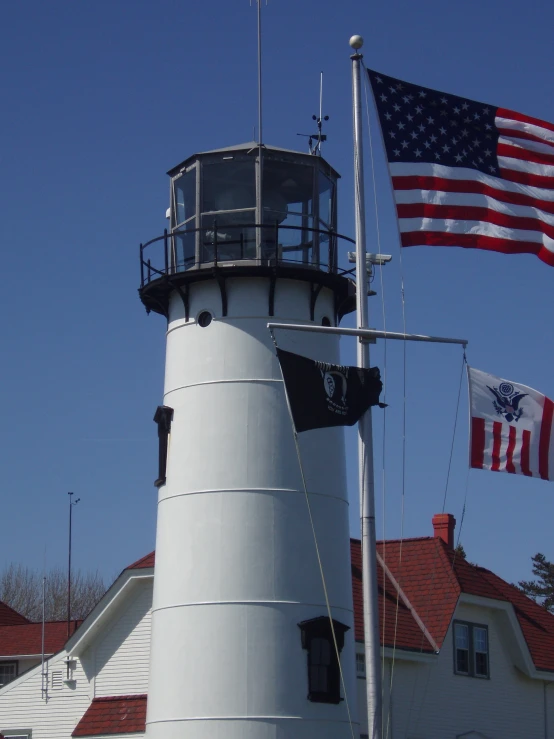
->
[213,219,218,266]
[147,259,152,283]
[274,220,279,266]
[163,229,169,275]
[140,244,144,286]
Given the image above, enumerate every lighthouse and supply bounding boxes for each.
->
[139,142,359,738]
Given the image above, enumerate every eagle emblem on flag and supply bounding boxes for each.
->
[487,382,528,423]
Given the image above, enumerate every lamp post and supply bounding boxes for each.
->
[67,492,80,638]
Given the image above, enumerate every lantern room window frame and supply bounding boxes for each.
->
[167,146,338,272]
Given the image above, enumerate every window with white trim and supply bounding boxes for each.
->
[0,660,18,687]
[454,620,489,678]
[356,652,366,677]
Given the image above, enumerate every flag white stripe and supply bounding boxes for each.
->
[483,420,495,471]
[398,217,554,251]
[511,431,523,475]
[389,162,554,202]
[394,189,554,225]
[499,156,554,177]
[496,115,554,145]
[498,134,554,158]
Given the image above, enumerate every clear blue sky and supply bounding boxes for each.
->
[1,0,553,589]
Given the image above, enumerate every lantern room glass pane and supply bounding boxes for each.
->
[200,211,256,263]
[173,222,196,271]
[263,159,315,265]
[202,159,256,214]
[174,169,196,227]
[263,160,314,223]
[318,172,334,227]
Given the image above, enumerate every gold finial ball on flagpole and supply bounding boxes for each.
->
[349,35,364,50]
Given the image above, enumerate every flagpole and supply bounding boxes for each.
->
[350,35,382,739]
[267,322,468,347]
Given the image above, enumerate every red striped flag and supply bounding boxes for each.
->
[367,69,554,266]
[468,367,554,481]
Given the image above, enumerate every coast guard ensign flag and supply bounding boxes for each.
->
[367,68,554,266]
[468,367,554,480]
[276,348,383,433]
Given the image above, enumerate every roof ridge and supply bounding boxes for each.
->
[92,694,147,703]
[126,551,155,570]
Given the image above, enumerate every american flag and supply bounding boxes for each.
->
[468,367,554,481]
[367,69,554,266]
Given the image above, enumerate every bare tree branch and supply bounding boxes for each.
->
[0,565,108,622]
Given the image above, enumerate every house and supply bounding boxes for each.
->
[1,516,553,738]
[0,601,80,691]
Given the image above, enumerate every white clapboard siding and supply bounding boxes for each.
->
[0,653,90,739]
[357,601,554,739]
[94,579,153,697]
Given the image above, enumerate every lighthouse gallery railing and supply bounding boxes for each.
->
[139,222,355,288]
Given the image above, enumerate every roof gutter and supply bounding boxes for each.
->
[376,551,440,653]
[0,653,54,660]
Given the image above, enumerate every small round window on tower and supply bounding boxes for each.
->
[197,311,213,328]
[321,316,332,327]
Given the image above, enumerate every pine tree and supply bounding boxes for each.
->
[518,553,554,613]
[454,543,467,559]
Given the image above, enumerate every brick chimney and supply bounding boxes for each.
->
[432,513,456,549]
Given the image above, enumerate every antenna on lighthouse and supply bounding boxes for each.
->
[250,0,267,145]
[297,71,329,155]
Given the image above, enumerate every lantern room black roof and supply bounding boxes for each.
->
[166,141,341,179]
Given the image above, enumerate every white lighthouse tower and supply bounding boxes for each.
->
[139,141,359,738]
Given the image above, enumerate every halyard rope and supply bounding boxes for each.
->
[269,328,357,739]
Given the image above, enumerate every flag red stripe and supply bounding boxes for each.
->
[506,425,517,474]
[491,421,503,471]
[498,142,554,167]
[521,430,532,476]
[392,175,554,215]
[400,231,554,266]
[396,203,554,240]
[497,127,554,151]
[471,417,486,469]
[497,108,554,135]
[500,167,554,190]
[539,397,554,480]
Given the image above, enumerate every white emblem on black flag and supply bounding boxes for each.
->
[276,348,384,433]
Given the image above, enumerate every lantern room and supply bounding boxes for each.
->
[139,142,356,320]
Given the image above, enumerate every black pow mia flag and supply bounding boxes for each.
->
[276,348,383,433]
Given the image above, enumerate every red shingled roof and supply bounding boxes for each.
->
[72,695,147,736]
[0,602,29,627]
[366,533,554,672]
[351,540,436,653]
[0,620,80,657]
[127,552,155,569]
[375,537,460,649]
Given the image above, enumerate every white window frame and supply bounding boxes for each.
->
[453,620,489,678]
[0,660,18,688]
